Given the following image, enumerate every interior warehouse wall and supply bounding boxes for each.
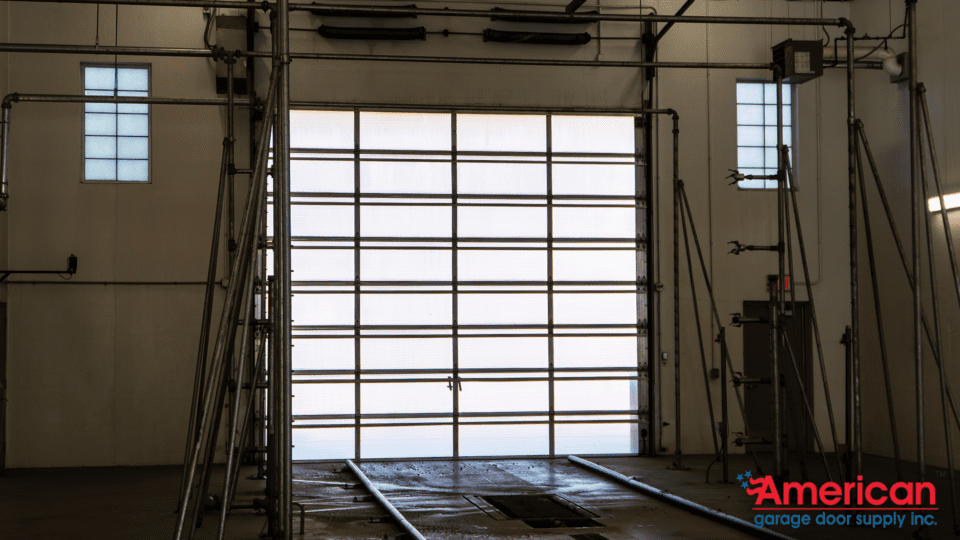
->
[2,0,855,468]
[852,0,960,471]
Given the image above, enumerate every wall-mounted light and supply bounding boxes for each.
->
[928,183,960,212]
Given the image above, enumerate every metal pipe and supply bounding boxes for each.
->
[678,180,719,457]
[845,21,862,479]
[778,326,833,482]
[177,139,229,511]
[784,148,845,481]
[671,112,682,469]
[345,460,427,540]
[920,84,960,378]
[908,0,924,485]
[677,183,763,475]
[919,154,958,533]
[215,250,260,540]
[1,0,846,25]
[171,66,279,540]
[3,93,248,106]
[773,67,784,479]
[857,121,960,435]
[0,104,9,210]
[568,456,798,540]
[276,0,294,530]
[719,327,729,483]
[854,143,902,480]
[224,57,239,459]
[842,326,852,482]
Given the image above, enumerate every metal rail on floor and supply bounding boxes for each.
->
[567,456,797,540]
[345,460,428,540]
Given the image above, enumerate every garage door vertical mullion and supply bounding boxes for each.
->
[634,114,646,455]
[547,114,555,457]
[354,109,362,460]
[452,112,460,458]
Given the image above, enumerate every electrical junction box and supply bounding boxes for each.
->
[772,39,823,84]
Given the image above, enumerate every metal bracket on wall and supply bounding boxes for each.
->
[0,254,76,282]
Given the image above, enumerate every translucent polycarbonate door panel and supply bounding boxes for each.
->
[360,382,452,415]
[458,163,546,195]
[458,381,548,413]
[292,338,354,371]
[553,207,636,238]
[292,294,353,326]
[555,377,637,412]
[360,338,452,371]
[554,293,637,325]
[361,250,451,282]
[553,250,636,282]
[458,250,546,282]
[458,207,546,238]
[291,205,355,238]
[290,160,354,193]
[458,337,548,370]
[292,428,354,460]
[293,383,354,416]
[360,112,451,151]
[361,426,452,459]
[555,423,637,455]
[459,421,550,457]
[456,114,546,153]
[551,116,634,154]
[291,249,353,281]
[291,110,354,150]
[458,294,547,325]
[554,337,637,368]
[552,164,635,196]
[360,205,451,238]
[360,294,452,326]
[360,161,451,194]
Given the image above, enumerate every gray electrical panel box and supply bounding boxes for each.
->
[772,39,823,84]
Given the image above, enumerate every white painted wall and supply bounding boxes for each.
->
[851,0,960,470]
[2,0,859,467]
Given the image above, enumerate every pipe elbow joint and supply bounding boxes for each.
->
[2,93,18,108]
[838,17,856,35]
[666,108,678,120]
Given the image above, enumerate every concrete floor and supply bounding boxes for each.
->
[1,454,956,539]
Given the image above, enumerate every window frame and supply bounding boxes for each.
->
[80,62,152,184]
[735,79,798,191]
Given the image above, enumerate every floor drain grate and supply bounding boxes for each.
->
[478,494,604,529]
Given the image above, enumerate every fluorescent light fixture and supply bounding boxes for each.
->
[928,183,960,212]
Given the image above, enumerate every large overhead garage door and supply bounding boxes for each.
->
[269,110,649,460]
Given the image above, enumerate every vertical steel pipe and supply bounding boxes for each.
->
[0,104,10,210]
[845,22,862,479]
[773,68,785,479]
[275,0,294,533]
[225,54,239,458]
[643,109,659,457]
[908,0,924,485]
[719,327,728,483]
[671,112,682,468]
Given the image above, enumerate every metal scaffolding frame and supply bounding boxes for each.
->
[3,0,956,538]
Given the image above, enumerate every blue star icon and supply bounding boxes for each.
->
[737,473,744,481]
[741,481,749,489]
[745,470,752,478]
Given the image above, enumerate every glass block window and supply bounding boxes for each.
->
[82,64,150,182]
[736,81,793,189]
